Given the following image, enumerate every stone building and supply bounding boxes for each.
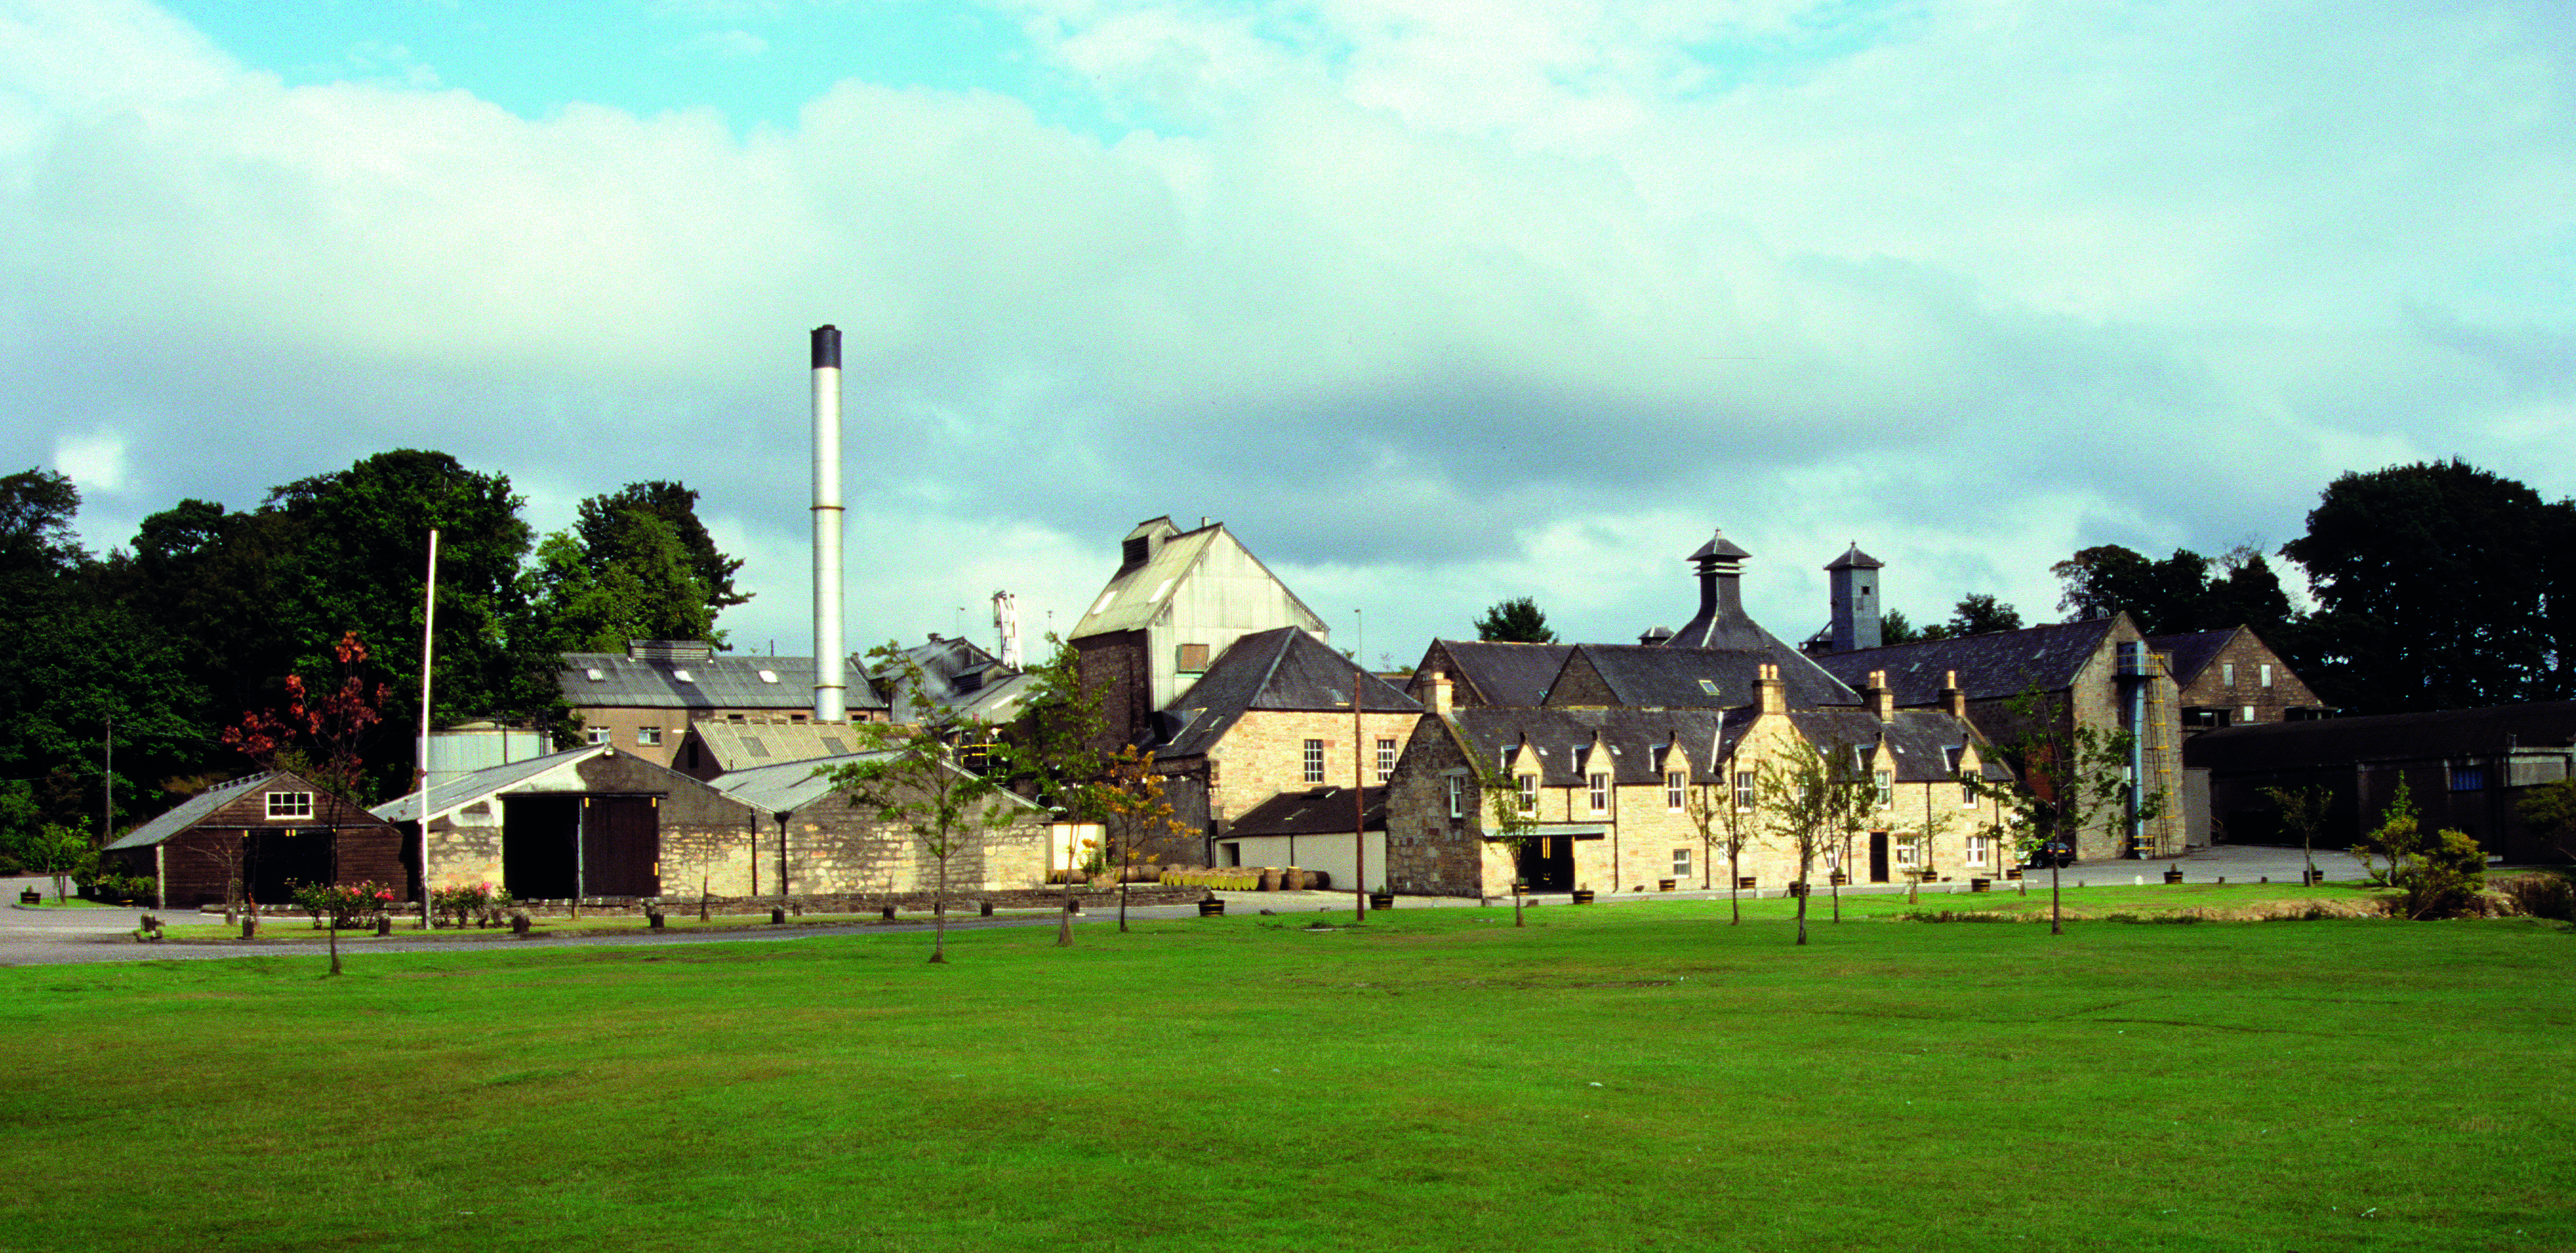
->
[713,753,1051,899]
[1812,614,2186,860]
[2149,626,2328,732]
[1383,664,2012,897]
[1148,625,1419,886]
[559,640,874,771]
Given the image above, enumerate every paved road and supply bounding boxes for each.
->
[0,847,2381,968]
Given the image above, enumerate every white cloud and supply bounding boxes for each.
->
[51,425,129,493]
[2,0,2572,660]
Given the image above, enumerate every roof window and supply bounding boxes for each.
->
[823,736,849,754]
[672,669,694,683]
[1697,679,1721,695]
[584,668,604,682]
[757,669,778,683]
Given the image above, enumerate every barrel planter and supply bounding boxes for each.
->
[1570,888,1596,905]
[2005,868,2024,881]
[1368,891,1394,911]
[1787,882,1810,898]
[1197,898,1225,917]
[17,889,39,906]
[1828,872,1849,887]
[1736,877,1757,890]
[1657,879,1676,893]
[2162,870,2186,886]
[1970,878,1992,893]
[2303,870,2326,886]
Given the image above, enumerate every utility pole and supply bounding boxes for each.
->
[414,529,440,930]
[1354,608,1366,924]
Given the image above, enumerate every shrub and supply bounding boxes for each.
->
[2353,780,2487,919]
[431,882,508,928]
[294,880,401,929]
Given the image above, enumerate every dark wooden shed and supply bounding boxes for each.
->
[102,770,404,909]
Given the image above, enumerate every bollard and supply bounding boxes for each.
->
[377,914,392,937]
[647,910,665,930]
[771,907,787,925]
[881,905,896,920]
[241,915,257,939]
[980,901,994,917]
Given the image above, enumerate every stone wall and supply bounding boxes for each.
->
[1207,708,1422,827]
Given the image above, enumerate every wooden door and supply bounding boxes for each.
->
[1868,832,1889,884]
[581,795,662,897]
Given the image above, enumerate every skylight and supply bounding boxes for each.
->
[584,668,604,682]
[672,669,694,683]
[757,669,778,683]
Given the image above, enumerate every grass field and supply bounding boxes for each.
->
[6,889,2571,1253]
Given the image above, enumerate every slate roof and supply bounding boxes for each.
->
[1155,627,1420,757]
[371,747,606,824]
[1814,617,2124,705]
[870,635,1032,724]
[2146,627,2238,689]
[1554,642,1859,711]
[1448,707,1753,786]
[1824,543,1883,571]
[560,650,889,713]
[1227,786,1387,836]
[1782,710,2013,784]
[107,772,393,850]
[1408,640,1575,707]
[2183,702,2576,773]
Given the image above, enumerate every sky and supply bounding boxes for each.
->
[5,0,2573,675]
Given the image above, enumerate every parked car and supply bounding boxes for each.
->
[2025,841,2076,869]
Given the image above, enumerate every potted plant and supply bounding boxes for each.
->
[1571,885,1596,904]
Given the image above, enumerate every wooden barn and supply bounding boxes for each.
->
[101,770,404,909]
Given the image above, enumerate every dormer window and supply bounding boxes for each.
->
[266,791,313,819]
[1122,536,1149,566]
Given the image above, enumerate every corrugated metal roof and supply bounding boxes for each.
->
[1069,525,1222,638]
[714,752,1047,816]
[695,721,873,774]
[370,747,604,824]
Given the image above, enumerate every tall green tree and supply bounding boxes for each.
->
[2280,459,2574,712]
[531,513,717,652]
[1944,594,2023,637]
[992,635,1111,947]
[575,481,747,613]
[1474,597,1557,643]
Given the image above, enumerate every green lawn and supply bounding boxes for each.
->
[5,893,2570,1253]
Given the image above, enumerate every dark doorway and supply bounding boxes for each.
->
[503,795,581,899]
[2223,808,2284,846]
[1868,832,1889,884]
[582,795,662,897]
[246,828,334,903]
[1516,835,1576,892]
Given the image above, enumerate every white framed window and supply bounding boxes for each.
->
[1672,847,1692,878]
[1967,834,1990,866]
[2222,662,2236,685]
[1895,837,1918,867]
[2260,663,2273,688]
[1446,775,1463,819]
[1588,773,1609,814]
[266,791,313,819]
[1874,770,1893,809]
[1960,775,1978,807]
[1377,738,1397,782]
[1303,739,1324,784]
[1733,771,1756,811]
[1825,845,1842,870]
[586,727,609,745]
[1516,774,1537,816]
[637,726,662,747]
[1666,771,1685,811]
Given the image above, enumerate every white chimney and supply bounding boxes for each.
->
[811,326,846,722]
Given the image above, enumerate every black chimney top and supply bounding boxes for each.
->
[811,325,841,370]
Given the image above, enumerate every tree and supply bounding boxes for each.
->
[574,481,748,614]
[1879,608,1927,645]
[1475,597,1557,643]
[991,635,1111,947]
[2515,776,2576,863]
[2281,459,2574,713]
[817,643,1022,963]
[1096,745,1192,932]
[1970,687,2160,935]
[1755,740,1872,946]
[1472,760,1541,927]
[1682,767,1762,925]
[1944,594,2023,637]
[9,822,96,904]
[2352,778,2486,919]
[2261,784,2334,885]
[218,632,392,803]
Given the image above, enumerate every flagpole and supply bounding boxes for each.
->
[414,529,440,930]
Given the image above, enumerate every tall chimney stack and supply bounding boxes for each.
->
[811,326,846,722]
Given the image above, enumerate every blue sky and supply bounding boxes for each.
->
[7,0,2574,669]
